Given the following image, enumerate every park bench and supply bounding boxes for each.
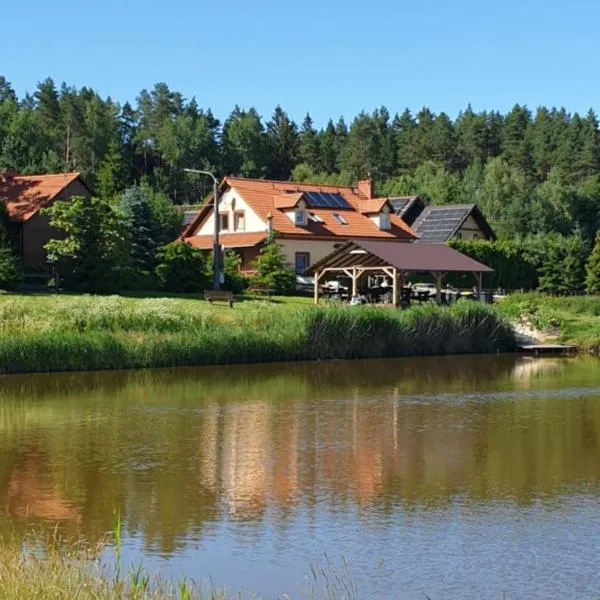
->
[204,289,234,307]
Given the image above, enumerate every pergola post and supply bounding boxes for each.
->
[431,271,444,305]
[351,267,358,298]
[392,267,398,307]
[313,269,319,304]
[398,270,405,306]
[476,271,483,302]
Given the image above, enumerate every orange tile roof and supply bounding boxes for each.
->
[183,177,417,243]
[185,232,267,250]
[274,192,303,209]
[0,172,84,222]
[358,199,390,214]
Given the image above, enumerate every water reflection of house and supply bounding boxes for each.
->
[4,450,80,522]
[272,405,300,507]
[220,402,270,518]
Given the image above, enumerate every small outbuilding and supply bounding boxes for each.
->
[305,239,493,306]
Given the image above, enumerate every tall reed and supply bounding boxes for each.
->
[0,295,515,373]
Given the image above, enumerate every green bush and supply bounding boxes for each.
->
[251,236,296,294]
[222,250,249,293]
[586,233,600,294]
[155,243,208,293]
[449,239,538,290]
[0,247,21,290]
[451,235,589,294]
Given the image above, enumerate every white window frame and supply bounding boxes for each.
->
[295,208,307,226]
[234,210,245,232]
[295,252,310,273]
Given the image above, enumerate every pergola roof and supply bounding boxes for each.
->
[305,240,493,274]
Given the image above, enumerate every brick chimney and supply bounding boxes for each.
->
[358,179,374,199]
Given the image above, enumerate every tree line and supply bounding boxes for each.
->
[3,75,600,294]
[2,76,600,244]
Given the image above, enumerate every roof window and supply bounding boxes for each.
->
[333,213,348,225]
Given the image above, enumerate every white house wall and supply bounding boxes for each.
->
[457,215,485,240]
[194,187,266,236]
[278,239,340,268]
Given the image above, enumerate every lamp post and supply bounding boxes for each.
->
[183,168,221,290]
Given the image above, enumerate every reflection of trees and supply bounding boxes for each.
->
[1,356,600,554]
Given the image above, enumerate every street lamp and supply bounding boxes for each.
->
[183,168,221,290]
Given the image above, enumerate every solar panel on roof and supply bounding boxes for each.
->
[305,191,350,209]
[389,199,410,215]
[414,207,470,243]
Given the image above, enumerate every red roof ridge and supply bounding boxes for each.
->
[225,176,355,194]
[14,172,81,179]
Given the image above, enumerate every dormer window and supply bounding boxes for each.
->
[295,207,307,226]
[380,212,391,230]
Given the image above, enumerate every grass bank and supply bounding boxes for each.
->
[0,294,515,373]
[497,293,600,351]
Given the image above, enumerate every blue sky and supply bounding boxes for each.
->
[3,0,599,126]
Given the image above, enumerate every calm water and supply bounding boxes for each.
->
[2,355,600,598]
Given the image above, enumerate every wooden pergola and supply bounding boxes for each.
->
[305,240,493,306]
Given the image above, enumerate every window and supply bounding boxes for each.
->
[295,252,310,273]
[234,211,245,231]
[380,212,391,230]
[456,232,463,240]
[220,213,230,231]
[333,213,348,225]
[295,208,307,226]
[309,213,324,223]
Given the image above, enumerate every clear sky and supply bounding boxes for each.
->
[4,0,600,126]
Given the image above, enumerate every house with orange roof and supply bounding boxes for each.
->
[0,171,91,268]
[182,178,417,273]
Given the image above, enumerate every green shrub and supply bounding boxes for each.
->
[0,247,21,290]
[251,236,296,294]
[155,243,208,293]
[223,251,248,293]
[586,233,600,294]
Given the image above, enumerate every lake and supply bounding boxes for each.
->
[1,355,600,599]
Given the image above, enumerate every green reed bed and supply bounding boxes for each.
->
[0,295,515,373]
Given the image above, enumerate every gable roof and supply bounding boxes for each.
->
[412,204,496,243]
[0,172,87,222]
[357,198,391,214]
[183,177,417,242]
[306,239,493,275]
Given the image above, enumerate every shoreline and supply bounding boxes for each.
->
[0,294,515,374]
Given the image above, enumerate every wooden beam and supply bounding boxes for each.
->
[314,269,320,304]
[392,267,398,308]
[398,270,405,307]
[431,271,444,305]
[351,267,358,297]
[476,271,483,302]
